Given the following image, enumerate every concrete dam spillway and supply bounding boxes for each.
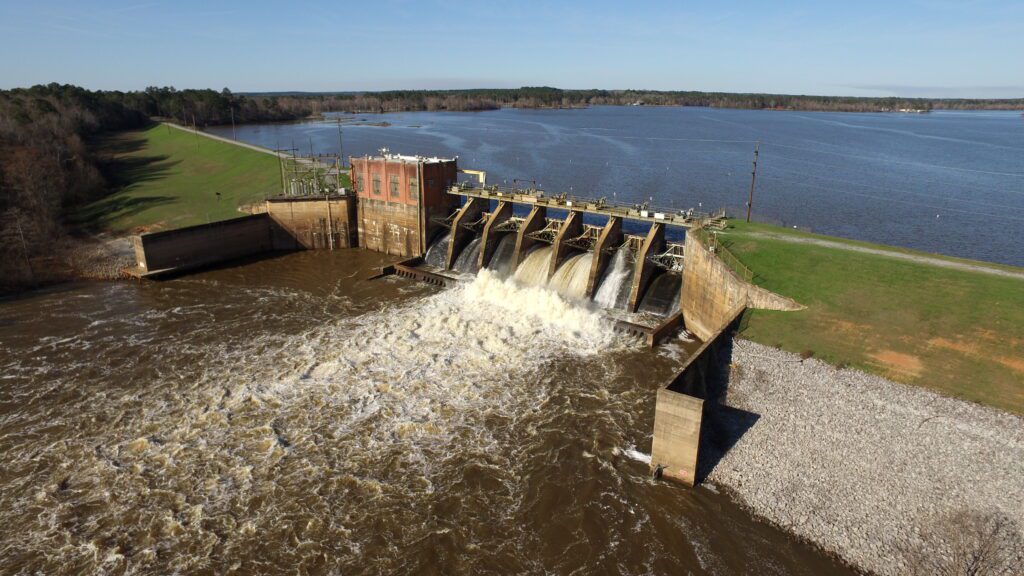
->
[423,227,679,315]
[430,233,676,317]
[117,149,817,571]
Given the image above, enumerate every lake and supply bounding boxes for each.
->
[209,106,1024,266]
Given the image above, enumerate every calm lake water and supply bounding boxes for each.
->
[209,107,1024,266]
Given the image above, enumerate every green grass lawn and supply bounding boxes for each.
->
[721,221,1024,414]
[77,124,287,232]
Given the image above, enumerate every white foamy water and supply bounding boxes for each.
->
[547,252,592,300]
[452,236,483,273]
[594,246,633,309]
[512,246,594,302]
[513,245,553,287]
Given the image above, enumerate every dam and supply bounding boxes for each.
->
[131,150,801,487]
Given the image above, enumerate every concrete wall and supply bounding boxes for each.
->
[628,223,665,312]
[446,197,487,269]
[478,201,512,269]
[133,214,272,275]
[650,303,745,486]
[357,198,422,257]
[548,210,583,279]
[586,216,622,298]
[651,389,704,486]
[513,206,547,270]
[266,196,357,250]
[681,232,802,341]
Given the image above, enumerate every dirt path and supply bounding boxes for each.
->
[733,231,1024,280]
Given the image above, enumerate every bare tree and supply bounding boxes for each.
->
[901,510,1024,576]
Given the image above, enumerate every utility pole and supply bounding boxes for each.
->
[342,118,350,168]
[230,107,236,141]
[192,114,199,151]
[746,141,759,223]
[276,140,284,196]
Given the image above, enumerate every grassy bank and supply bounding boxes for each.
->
[77,124,283,233]
[720,221,1024,414]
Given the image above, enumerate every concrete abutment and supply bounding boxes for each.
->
[512,206,547,271]
[548,210,583,280]
[628,223,665,312]
[478,201,512,270]
[586,216,622,298]
[445,197,487,270]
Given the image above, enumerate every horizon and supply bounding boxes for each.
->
[1,0,1022,99]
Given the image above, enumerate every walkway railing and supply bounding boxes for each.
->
[691,227,753,283]
[449,183,724,228]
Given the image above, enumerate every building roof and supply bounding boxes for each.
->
[355,148,455,165]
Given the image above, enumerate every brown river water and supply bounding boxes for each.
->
[0,250,852,574]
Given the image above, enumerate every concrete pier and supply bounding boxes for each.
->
[628,223,665,312]
[586,216,622,298]
[478,201,512,270]
[445,197,487,270]
[512,206,547,271]
[548,210,583,280]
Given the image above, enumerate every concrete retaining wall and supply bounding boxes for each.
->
[133,214,272,276]
[681,232,802,341]
[266,196,357,250]
[650,303,745,486]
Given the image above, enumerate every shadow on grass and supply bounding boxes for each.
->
[73,133,182,233]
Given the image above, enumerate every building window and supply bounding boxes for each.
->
[408,178,418,203]
[356,175,364,192]
[372,175,381,196]
[389,175,400,199]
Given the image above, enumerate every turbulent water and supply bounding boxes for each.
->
[546,252,592,300]
[0,251,853,574]
[638,274,683,317]
[512,246,554,288]
[423,231,451,268]
[486,233,516,277]
[594,247,635,310]
[452,236,483,274]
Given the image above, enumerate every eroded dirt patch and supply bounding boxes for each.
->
[868,350,923,380]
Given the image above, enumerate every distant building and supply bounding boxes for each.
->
[350,151,459,257]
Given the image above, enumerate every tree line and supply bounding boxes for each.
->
[1,82,1021,291]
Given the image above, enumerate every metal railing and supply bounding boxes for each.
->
[691,227,753,283]
[448,183,724,227]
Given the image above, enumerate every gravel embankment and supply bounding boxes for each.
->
[66,235,135,279]
[708,339,1024,575]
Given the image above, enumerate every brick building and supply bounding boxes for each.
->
[350,152,459,257]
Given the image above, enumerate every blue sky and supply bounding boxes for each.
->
[1,0,1022,97]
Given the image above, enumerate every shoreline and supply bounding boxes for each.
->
[706,338,1024,575]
